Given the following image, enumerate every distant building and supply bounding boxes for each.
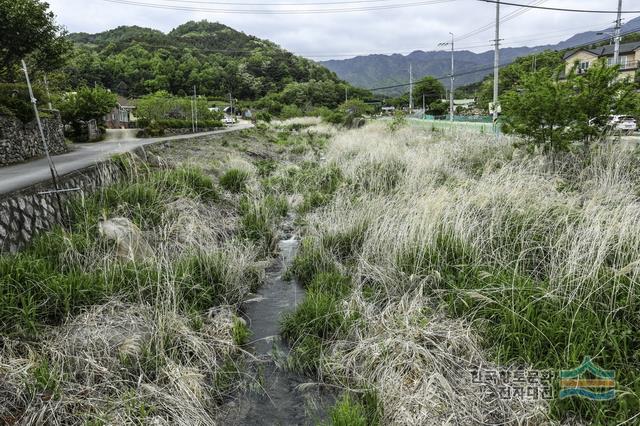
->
[453,99,476,110]
[381,106,396,115]
[563,41,640,81]
[105,96,137,129]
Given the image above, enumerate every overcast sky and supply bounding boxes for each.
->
[46,0,636,60]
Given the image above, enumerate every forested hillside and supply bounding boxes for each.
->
[60,21,341,100]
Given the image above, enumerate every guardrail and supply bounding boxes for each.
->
[423,115,494,123]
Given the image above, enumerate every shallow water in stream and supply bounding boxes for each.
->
[217,236,335,425]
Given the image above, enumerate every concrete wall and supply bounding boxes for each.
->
[0,111,67,166]
[0,160,125,253]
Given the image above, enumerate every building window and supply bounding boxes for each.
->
[607,56,631,68]
[579,60,590,70]
[620,56,629,68]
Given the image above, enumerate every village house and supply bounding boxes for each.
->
[104,96,137,129]
[563,41,640,81]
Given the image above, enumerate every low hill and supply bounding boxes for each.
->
[63,21,341,100]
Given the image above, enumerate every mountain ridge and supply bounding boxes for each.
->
[320,16,640,95]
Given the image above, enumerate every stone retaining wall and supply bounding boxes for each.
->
[0,160,125,253]
[163,126,223,136]
[0,111,67,166]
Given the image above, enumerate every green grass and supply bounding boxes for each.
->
[322,393,369,426]
[68,165,218,231]
[239,194,289,252]
[0,162,239,336]
[262,162,343,210]
[281,272,355,373]
[290,239,338,286]
[393,231,640,424]
[351,159,406,194]
[157,167,219,201]
[255,159,277,178]
[320,221,369,264]
[231,317,251,346]
[0,246,256,336]
[27,358,61,400]
[220,168,250,193]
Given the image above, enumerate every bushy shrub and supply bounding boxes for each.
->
[280,104,303,119]
[255,111,272,123]
[0,83,45,122]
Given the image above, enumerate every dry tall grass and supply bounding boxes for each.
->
[0,158,263,424]
[295,122,640,423]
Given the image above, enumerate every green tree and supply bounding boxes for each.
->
[58,86,117,125]
[340,99,373,117]
[428,100,448,116]
[0,0,71,80]
[570,61,635,148]
[413,76,445,109]
[503,61,634,165]
[475,50,564,111]
[501,69,574,167]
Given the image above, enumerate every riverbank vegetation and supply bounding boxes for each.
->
[0,122,338,423]
[282,121,640,424]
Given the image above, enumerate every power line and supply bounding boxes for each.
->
[151,0,409,4]
[367,64,503,91]
[94,18,615,59]
[366,25,640,92]
[477,0,640,14]
[99,0,456,14]
[457,0,548,42]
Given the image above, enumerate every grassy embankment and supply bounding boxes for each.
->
[0,123,338,424]
[281,121,640,425]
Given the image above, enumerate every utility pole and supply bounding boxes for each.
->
[193,85,198,132]
[449,32,455,122]
[492,0,501,131]
[21,60,64,221]
[409,64,413,114]
[422,93,425,116]
[613,0,623,65]
[43,74,52,110]
[438,35,455,120]
[345,86,348,103]
[190,91,195,133]
[229,93,234,118]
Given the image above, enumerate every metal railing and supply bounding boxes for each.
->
[423,115,493,123]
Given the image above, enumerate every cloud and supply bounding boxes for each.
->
[47,0,632,59]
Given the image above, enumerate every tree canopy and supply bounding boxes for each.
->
[57,86,117,125]
[413,76,446,108]
[0,0,71,80]
[55,21,346,101]
[502,61,635,162]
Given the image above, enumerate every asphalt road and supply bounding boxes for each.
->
[0,123,253,194]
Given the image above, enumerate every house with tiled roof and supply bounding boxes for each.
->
[563,41,640,81]
[105,96,137,129]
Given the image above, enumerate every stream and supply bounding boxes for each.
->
[218,236,335,425]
